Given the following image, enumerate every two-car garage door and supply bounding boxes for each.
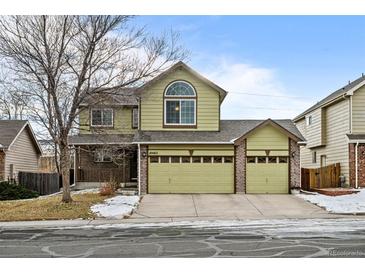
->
[148,145,234,193]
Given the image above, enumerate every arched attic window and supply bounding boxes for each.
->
[164,81,196,126]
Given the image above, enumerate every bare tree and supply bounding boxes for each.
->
[0,15,187,202]
[0,71,27,120]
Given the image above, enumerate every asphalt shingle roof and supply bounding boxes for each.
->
[134,120,304,143]
[69,119,304,145]
[80,88,138,106]
[294,74,365,121]
[68,134,135,145]
[0,120,28,148]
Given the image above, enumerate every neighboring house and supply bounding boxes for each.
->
[0,120,42,181]
[69,62,304,194]
[294,74,365,188]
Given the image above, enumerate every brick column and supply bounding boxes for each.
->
[289,139,300,189]
[349,143,365,188]
[139,145,148,195]
[234,139,246,193]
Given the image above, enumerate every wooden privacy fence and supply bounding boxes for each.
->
[77,168,128,183]
[301,163,341,191]
[18,171,60,195]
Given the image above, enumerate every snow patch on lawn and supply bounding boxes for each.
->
[90,195,140,219]
[296,189,365,214]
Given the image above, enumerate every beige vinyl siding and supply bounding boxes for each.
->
[4,128,40,179]
[352,85,365,133]
[79,106,136,134]
[140,68,220,131]
[298,99,350,180]
[305,108,325,147]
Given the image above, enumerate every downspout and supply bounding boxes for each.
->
[355,142,359,189]
[350,95,353,134]
[137,143,141,196]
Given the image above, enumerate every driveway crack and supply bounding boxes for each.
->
[245,196,264,216]
[191,195,199,217]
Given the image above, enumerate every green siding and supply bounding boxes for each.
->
[246,124,289,150]
[79,106,136,134]
[140,68,220,131]
[148,144,234,193]
[246,124,289,194]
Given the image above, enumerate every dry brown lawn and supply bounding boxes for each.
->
[0,193,112,221]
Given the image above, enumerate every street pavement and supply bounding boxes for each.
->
[1,218,365,257]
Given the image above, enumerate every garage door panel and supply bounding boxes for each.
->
[148,162,234,194]
[246,163,288,194]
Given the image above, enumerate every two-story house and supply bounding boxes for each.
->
[69,62,304,195]
[294,75,365,188]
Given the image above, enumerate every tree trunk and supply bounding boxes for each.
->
[59,143,72,203]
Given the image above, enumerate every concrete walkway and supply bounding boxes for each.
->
[132,194,331,220]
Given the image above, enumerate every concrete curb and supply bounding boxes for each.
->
[1,214,365,229]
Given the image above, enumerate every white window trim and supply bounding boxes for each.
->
[306,115,312,126]
[164,98,196,126]
[164,80,196,97]
[91,108,114,127]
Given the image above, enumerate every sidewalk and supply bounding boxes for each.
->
[1,214,363,230]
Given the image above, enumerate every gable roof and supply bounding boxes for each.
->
[0,120,42,154]
[133,119,304,144]
[233,119,304,143]
[294,74,365,122]
[136,61,228,103]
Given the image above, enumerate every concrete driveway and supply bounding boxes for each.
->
[131,194,330,220]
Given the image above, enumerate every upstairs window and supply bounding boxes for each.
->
[91,109,113,127]
[306,115,312,126]
[164,81,196,126]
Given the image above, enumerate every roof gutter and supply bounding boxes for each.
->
[133,141,233,145]
[293,93,349,122]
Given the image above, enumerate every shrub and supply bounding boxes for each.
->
[99,183,114,196]
[99,179,120,196]
[0,181,39,200]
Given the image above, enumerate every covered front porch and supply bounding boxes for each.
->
[68,133,139,193]
[74,144,138,192]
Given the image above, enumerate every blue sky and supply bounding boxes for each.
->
[136,16,365,119]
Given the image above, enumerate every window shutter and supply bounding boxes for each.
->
[132,108,139,129]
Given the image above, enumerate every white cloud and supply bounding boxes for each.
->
[201,59,313,120]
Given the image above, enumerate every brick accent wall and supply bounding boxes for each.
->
[349,143,365,188]
[139,145,148,194]
[234,138,246,193]
[0,151,5,181]
[289,138,300,189]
